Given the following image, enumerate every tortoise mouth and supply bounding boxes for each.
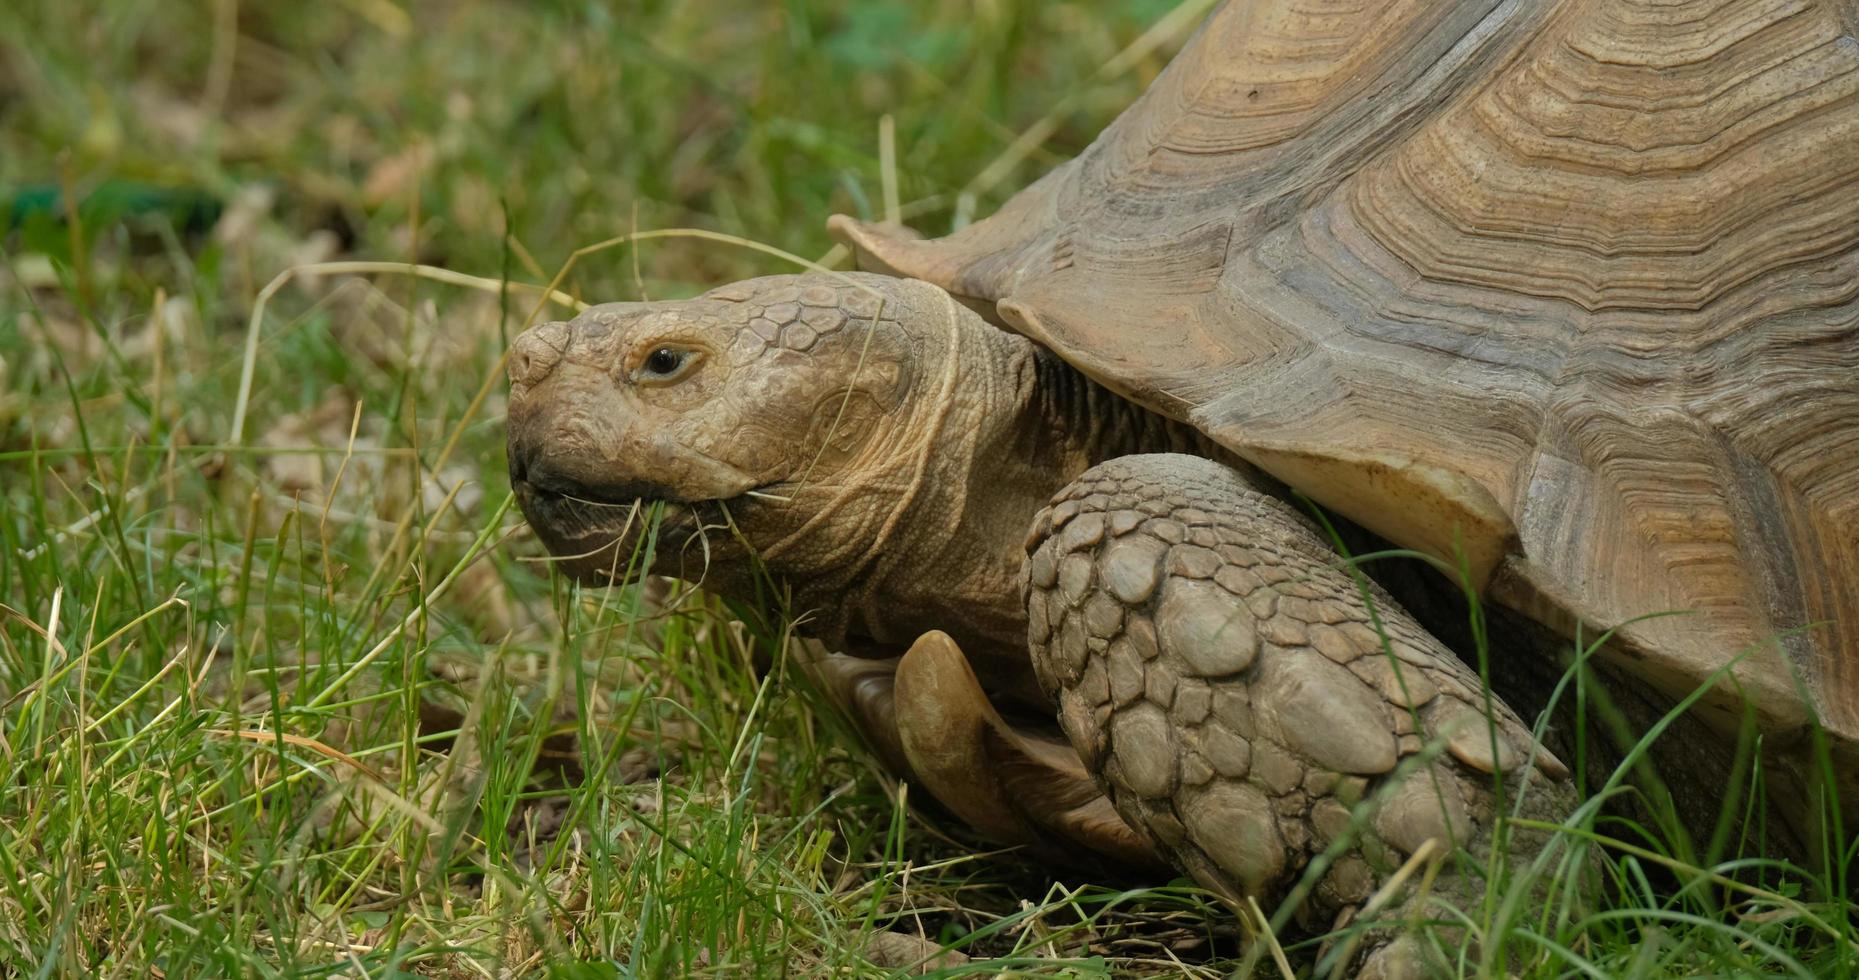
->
[513,477,777,585]
[514,474,778,513]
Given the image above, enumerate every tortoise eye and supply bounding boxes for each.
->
[637,346,696,382]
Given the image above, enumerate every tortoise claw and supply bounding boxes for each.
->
[793,639,912,776]
[798,632,1165,871]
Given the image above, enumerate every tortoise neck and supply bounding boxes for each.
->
[1022,345,1215,468]
[842,328,1209,704]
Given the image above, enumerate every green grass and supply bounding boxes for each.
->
[1,1,1854,975]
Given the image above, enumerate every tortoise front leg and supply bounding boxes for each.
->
[1023,454,1578,961]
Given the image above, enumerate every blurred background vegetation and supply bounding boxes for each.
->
[1,0,1190,300]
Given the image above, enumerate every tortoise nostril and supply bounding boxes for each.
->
[509,321,570,387]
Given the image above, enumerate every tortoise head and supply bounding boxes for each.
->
[506,273,949,596]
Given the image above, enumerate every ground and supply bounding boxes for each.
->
[0,0,1854,976]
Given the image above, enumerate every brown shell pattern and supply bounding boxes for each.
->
[832,0,1859,774]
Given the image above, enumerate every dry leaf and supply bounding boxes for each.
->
[258,388,359,494]
[214,184,277,250]
[362,141,435,207]
[450,558,527,642]
[865,932,970,973]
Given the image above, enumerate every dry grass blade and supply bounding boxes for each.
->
[1325,837,1443,979]
[880,113,901,225]
[304,492,516,708]
[205,728,388,784]
[228,262,585,446]
[961,0,1218,200]
[1246,895,1297,980]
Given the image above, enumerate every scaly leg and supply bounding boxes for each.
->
[1023,454,1577,960]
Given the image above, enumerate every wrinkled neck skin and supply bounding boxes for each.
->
[775,290,1211,706]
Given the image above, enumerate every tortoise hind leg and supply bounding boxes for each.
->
[798,633,1166,871]
[1024,454,1578,963]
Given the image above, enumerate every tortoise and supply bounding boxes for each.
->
[505,0,1859,967]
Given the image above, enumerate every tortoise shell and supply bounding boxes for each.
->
[832,0,1859,775]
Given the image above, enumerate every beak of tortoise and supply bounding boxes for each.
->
[505,374,775,581]
[507,454,773,585]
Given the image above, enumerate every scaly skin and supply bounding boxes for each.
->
[506,273,1580,965]
[1025,456,1576,929]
